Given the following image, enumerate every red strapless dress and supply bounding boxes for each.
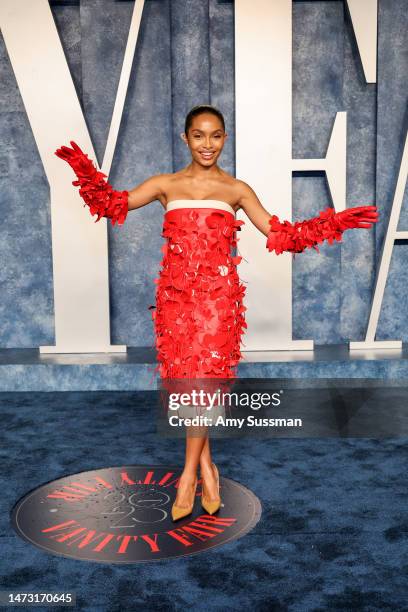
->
[149,200,247,380]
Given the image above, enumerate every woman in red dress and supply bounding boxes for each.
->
[55,104,378,521]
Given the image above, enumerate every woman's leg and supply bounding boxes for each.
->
[199,435,220,501]
[174,427,207,508]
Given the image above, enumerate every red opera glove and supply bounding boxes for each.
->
[266,205,379,255]
[54,140,128,226]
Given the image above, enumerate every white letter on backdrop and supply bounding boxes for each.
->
[0,0,145,353]
[234,0,378,350]
[350,129,408,350]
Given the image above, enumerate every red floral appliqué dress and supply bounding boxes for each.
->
[149,201,247,379]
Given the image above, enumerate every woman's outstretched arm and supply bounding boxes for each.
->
[55,140,163,225]
[236,181,379,256]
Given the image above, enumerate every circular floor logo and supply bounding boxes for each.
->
[10,465,262,563]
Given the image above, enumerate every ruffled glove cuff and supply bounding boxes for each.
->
[55,140,129,226]
[266,205,378,255]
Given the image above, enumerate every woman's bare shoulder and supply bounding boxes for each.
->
[228,178,257,210]
[151,172,187,209]
[232,178,254,195]
[217,172,251,193]
[157,171,184,190]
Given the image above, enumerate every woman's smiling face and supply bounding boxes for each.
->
[182,112,227,166]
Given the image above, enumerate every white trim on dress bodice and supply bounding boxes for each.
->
[166,199,236,216]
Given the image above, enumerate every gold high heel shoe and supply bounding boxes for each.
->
[171,476,198,521]
[201,463,221,515]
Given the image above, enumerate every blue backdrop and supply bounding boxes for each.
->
[0,0,407,349]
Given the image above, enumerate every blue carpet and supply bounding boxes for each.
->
[0,392,407,611]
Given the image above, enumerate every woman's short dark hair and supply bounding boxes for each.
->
[184,104,225,135]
